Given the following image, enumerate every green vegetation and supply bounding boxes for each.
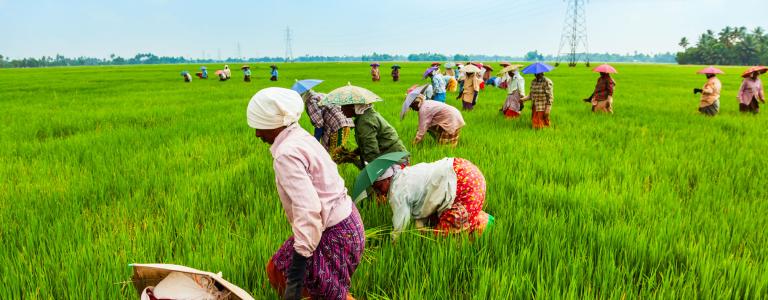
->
[0,63,766,299]
[678,26,768,65]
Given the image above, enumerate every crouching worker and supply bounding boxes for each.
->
[247,87,365,300]
[358,154,493,240]
[181,71,192,83]
[196,66,208,79]
[403,94,465,147]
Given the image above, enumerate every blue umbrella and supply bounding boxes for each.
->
[522,62,555,75]
[291,79,324,94]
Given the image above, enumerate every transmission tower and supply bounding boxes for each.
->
[556,0,590,67]
[285,27,294,63]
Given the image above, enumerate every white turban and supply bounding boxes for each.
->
[354,103,372,115]
[375,165,400,182]
[246,87,304,129]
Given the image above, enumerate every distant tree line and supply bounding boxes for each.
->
[0,51,676,68]
[677,26,768,65]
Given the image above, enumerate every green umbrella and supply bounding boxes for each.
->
[319,82,383,106]
[352,151,409,203]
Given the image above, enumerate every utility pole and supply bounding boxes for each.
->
[285,27,294,63]
[556,0,590,67]
[237,42,242,60]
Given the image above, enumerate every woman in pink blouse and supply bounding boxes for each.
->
[246,87,365,300]
[738,68,766,114]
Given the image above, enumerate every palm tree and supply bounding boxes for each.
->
[679,37,689,49]
[719,26,733,47]
[738,35,760,65]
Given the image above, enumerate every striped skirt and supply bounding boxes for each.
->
[428,126,461,147]
[699,100,719,116]
[436,158,487,234]
[268,206,365,300]
[739,98,760,114]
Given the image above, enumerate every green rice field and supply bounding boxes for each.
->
[1,62,767,299]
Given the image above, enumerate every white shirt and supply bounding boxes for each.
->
[388,158,457,239]
[506,72,526,96]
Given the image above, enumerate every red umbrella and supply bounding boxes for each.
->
[696,66,724,75]
[593,64,618,74]
[430,62,441,67]
[470,62,483,68]
[741,66,767,78]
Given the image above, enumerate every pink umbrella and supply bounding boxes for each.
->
[741,66,767,78]
[215,70,224,75]
[696,66,724,75]
[593,64,618,74]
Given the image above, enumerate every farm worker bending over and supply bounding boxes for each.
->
[368,157,493,239]
[223,65,231,79]
[270,65,279,81]
[693,67,723,116]
[196,66,208,79]
[737,67,766,114]
[302,90,359,167]
[403,95,465,147]
[180,71,192,83]
[340,103,407,165]
[247,87,365,300]
[500,66,526,118]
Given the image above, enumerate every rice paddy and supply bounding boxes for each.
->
[0,62,767,299]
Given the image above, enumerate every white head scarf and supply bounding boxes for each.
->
[354,103,372,115]
[375,165,400,182]
[246,87,304,129]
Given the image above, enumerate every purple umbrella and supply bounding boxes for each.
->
[423,66,438,79]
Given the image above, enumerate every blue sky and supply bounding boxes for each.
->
[1,0,766,59]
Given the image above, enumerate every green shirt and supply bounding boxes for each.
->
[354,108,407,163]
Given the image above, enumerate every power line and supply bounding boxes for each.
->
[556,0,590,67]
[285,27,294,63]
